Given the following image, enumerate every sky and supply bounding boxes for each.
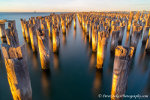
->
[0,0,150,12]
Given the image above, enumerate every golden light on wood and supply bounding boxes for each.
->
[52,28,59,53]
[96,32,106,69]
[92,28,97,52]
[111,46,134,100]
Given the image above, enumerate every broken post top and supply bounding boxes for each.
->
[1,43,25,59]
[115,46,134,59]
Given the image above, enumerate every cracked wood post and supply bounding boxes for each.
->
[29,25,38,52]
[0,20,7,43]
[37,30,50,70]
[96,31,107,69]
[111,46,134,100]
[1,44,32,100]
[5,28,19,47]
[52,27,60,53]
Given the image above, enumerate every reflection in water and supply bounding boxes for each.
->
[32,53,38,70]
[89,53,96,69]
[92,70,102,97]
[53,53,59,70]
[41,70,51,97]
[73,29,76,40]
[62,33,66,46]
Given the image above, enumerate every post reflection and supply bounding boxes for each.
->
[53,53,60,70]
[92,70,102,97]
[89,53,96,69]
[62,33,66,46]
[41,70,51,97]
[73,29,76,40]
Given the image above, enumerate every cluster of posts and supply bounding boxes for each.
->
[20,13,75,70]
[0,13,75,100]
[0,11,149,100]
[0,20,32,100]
[77,11,149,100]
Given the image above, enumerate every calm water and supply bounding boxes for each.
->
[0,12,150,100]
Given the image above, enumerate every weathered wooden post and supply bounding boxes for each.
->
[92,26,97,52]
[145,29,150,52]
[74,17,76,29]
[0,20,7,43]
[29,25,38,52]
[111,46,134,100]
[118,23,125,43]
[1,44,32,100]
[52,27,60,53]
[37,30,50,70]
[5,28,19,47]
[20,19,26,38]
[61,20,66,34]
[111,29,120,52]
[24,21,30,43]
[89,22,92,44]
[96,31,107,69]
[130,26,143,49]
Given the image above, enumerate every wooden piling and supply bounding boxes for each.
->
[37,30,50,70]
[111,46,134,100]
[52,27,60,53]
[96,31,107,69]
[1,44,32,100]
[29,25,38,52]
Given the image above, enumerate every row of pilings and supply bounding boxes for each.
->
[77,11,149,100]
[0,13,76,100]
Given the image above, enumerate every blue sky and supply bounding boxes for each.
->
[0,0,150,12]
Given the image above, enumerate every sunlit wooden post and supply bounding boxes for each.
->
[89,22,92,44]
[92,26,97,52]
[52,27,60,53]
[24,21,30,43]
[0,20,7,43]
[145,29,150,52]
[29,25,38,52]
[74,17,76,29]
[37,30,50,70]
[143,16,150,42]
[96,31,107,69]
[20,19,26,38]
[111,46,134,100]
[61,20,66,34]
[1,44,32,100]
[5,28,19,47]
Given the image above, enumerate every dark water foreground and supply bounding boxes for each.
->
[0,12,150,100]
